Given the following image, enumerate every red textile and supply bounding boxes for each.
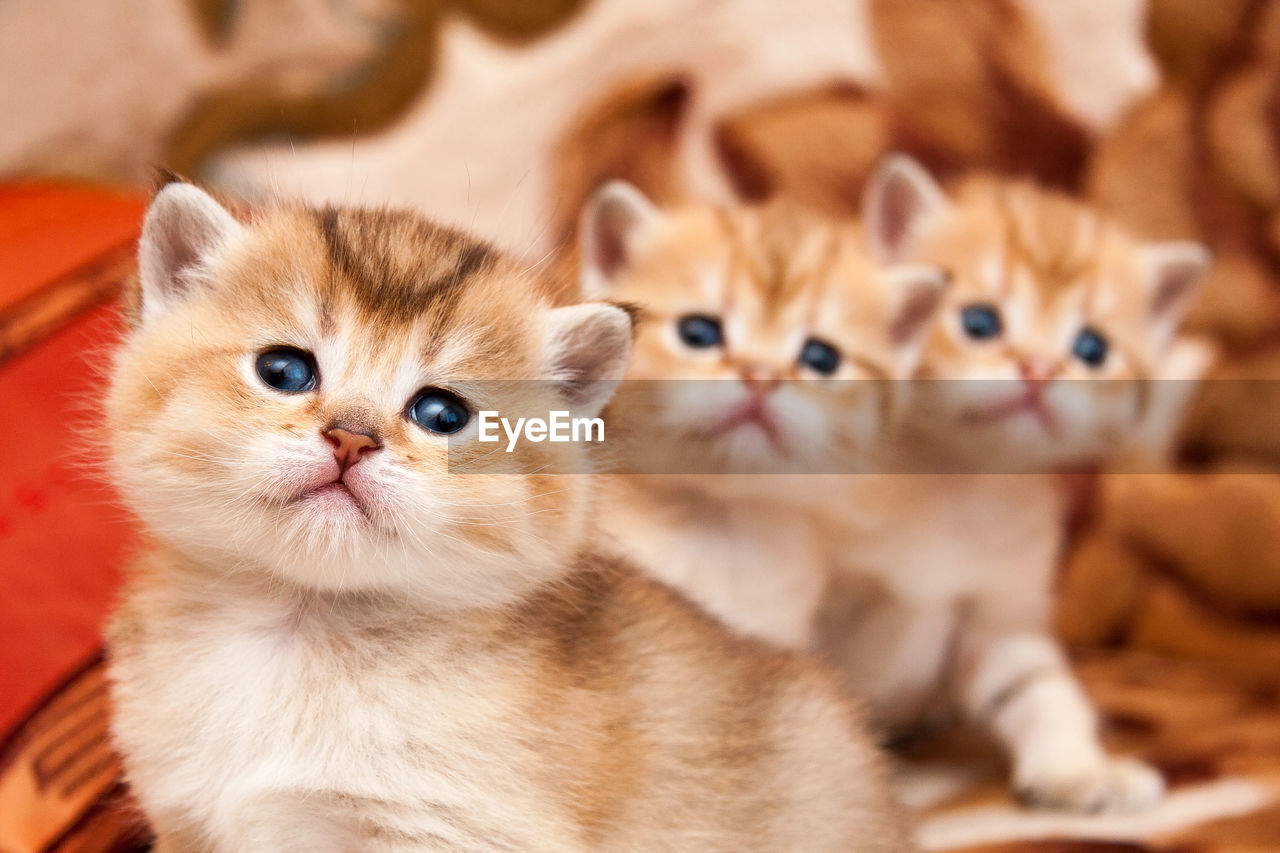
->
[0,184,145,313]
[0,185,144,735]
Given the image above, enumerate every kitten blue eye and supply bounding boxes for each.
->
[407,389,470,435]
[255,349,317,392]
[798,338,841,376]
[960,304,1003,340]
[1072,327,1109,368]
[676,315,723,349]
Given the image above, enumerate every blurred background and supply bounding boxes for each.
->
[4,1,1280,850]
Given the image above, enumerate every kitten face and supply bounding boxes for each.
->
[863,156,1210,468]
[580,184,945,473]
[108,184,630,606]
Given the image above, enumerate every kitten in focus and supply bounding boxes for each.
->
[813,156,1212,814]
[579,186,947,648]
[104,181,911,852]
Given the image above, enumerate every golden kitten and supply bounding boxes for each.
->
[104,182,911,852]
[813,156,1213,814]
[578,185,947,648]
[582,161,1211,814]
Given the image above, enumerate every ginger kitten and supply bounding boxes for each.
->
[104,182,911,852]
[580,163,1211,815]
[578,184,947,648]
[813,155,1213,813]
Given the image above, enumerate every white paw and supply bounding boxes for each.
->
[1014,754,1165,814]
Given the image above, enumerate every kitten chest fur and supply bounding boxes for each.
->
[109,553,593,850]
[815,474,1064,727]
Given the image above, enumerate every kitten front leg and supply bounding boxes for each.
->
[957,630,1164,813]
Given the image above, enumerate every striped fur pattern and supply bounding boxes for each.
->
[581,182,947,475]
[104,183,910,852]
[577,161,1212,815]
[863,155,1213,470]
[813,156,1213,814]
[578,182,946,647]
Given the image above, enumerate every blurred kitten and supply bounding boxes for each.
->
[813,156,1213,813]
[579,186,946,648]
[105,182,911,852]
[583,163,1212,815]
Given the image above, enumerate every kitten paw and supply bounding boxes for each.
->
[1014,755,1165,814]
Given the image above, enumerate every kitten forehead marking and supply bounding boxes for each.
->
[312,205,499,327]
[995,183,1102,301]
[719,203,841,316]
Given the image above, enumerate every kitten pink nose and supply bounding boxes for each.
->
[738,365,780,396]
[324,427,382,474]
[1018,359,1057,385]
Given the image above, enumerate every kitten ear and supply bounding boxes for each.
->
[885,263,950,370]
[863,154,949,263]
[542,303,635,418]
[579,181,660,298]
[137,182,243,323]
[1141,241,1210,342]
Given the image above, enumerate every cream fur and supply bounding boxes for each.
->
[819,162,1211,813]
[106,187,911,852]
[587,163,1211,816]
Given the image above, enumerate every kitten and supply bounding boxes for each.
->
[578,184,947,649]
[580,163,1211,815]
[811,155,1212,813]
[104,182,912,852]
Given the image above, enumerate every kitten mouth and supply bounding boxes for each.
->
[963,392,1059,434]
[704,398,782,447]
[294,478,373,519]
